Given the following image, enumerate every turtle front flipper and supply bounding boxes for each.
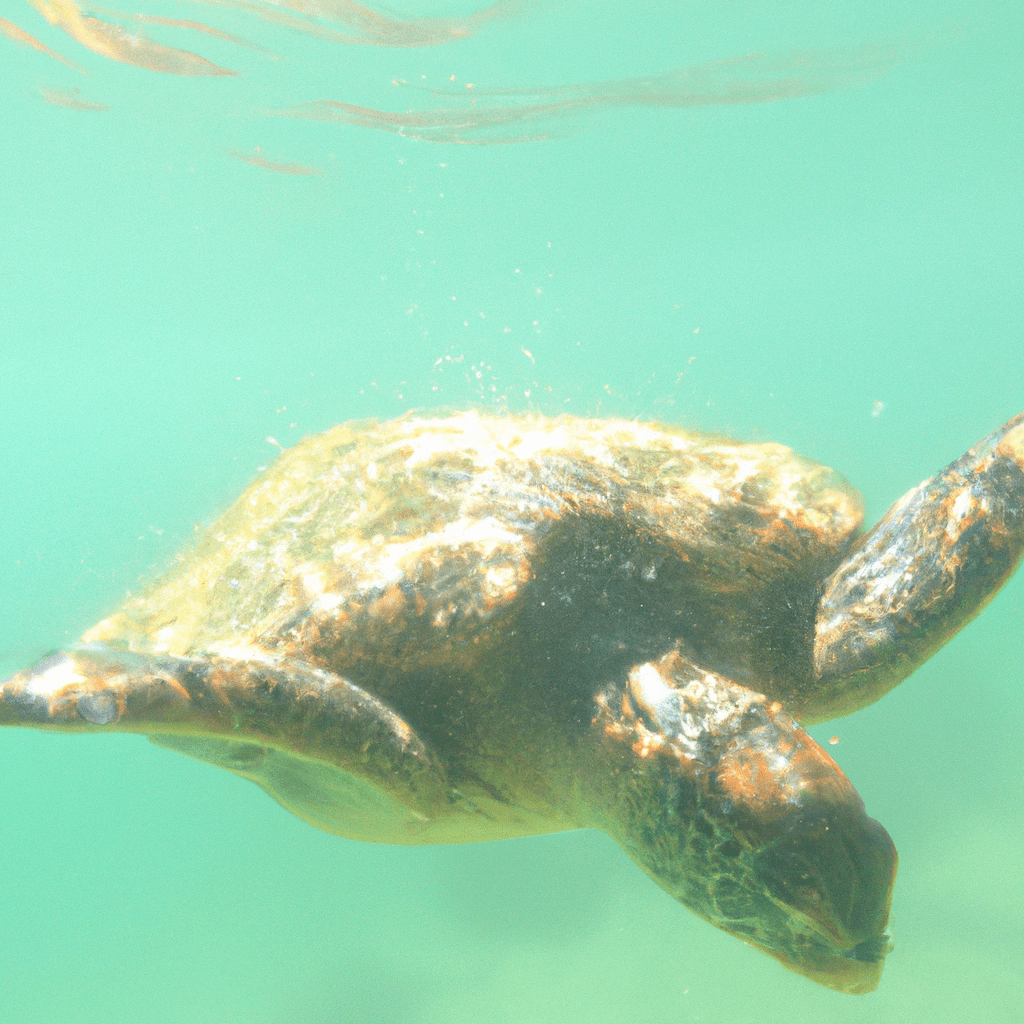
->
[0,644,456,842]
[807,411,1024,723]
[583,650,896,994]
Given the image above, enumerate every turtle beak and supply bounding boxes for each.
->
[751,810,898,993]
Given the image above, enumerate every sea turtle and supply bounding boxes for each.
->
[3,410,1023,993]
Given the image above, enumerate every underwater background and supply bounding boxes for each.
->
[1,0,1022,1021]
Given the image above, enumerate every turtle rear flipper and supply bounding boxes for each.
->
[148,733,437,842]
[807,412,1024,723]
[0,644,456,841]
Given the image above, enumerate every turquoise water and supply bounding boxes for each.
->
[1,1,1022,1021]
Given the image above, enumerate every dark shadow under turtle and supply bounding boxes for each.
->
[4,410,1023,993]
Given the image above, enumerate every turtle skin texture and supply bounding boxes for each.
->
[3,410,1023,994]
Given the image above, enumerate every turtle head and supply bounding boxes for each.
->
[744,799,896,991]
[587,652,896,994]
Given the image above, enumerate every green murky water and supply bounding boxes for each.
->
[1,1,1022,1020]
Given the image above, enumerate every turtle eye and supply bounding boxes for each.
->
[718,839,742,858]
